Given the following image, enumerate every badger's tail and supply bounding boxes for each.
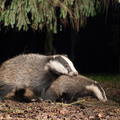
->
[0,80,13,101]
[85,82,107,102]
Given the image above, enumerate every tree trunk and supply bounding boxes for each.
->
[44,30,56,55]
[70,30,78,62]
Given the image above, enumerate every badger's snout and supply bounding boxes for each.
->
[101,98,107,102]
[69,71,78,76]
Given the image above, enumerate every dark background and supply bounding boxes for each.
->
[0,6,120,74]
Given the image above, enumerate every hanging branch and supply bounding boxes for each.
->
[0,0,118,32]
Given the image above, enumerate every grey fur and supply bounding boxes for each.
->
[44,74,107,102]
[0,53,77,101]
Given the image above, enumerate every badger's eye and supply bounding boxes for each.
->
[64,64,72,73]
[65,64,68,67]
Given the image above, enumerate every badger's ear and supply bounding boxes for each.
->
[45,55,57,70]
[62,54,68,57]
[49,54,68,61]
[48,55,55,61]
[49,55,59,61]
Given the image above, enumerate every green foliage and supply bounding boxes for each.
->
[86,74,120,82]
[0,0,115,32]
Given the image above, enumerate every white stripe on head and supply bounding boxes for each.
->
[61,55,78,76]
[85,84,107,102]
[44,60,68,75]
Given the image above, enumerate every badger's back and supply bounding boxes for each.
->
[45,75,94,94]
[0,54,52,89]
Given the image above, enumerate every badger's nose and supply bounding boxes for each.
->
[102,96,108,102]
[99,97,107,102]
[74,72,79,76]
[69,71,78,76]
[103,98,107,102]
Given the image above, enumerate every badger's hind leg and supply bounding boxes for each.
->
[15,89,26,98]
[0,82,13,101]
[14,89,31,102]
[31,87,47,102]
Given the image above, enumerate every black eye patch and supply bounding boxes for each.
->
[54,56,72,73]
[94,82,106,99]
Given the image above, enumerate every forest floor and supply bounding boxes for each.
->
[0,76,120,120]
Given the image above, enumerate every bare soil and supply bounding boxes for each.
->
[0,81,120,120]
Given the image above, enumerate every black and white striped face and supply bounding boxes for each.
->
[85,82,107,102]
[45,55,78,76]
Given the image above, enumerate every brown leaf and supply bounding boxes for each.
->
[59,108,68,115]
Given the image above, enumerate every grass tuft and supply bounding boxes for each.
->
[85,74,120,82]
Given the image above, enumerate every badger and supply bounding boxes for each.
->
[44,74,107,102]
[0,53,78,101]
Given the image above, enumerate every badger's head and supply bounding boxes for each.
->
[44,55,78,76]
[85,81,107,102]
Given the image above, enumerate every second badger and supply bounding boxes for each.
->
[44,74,107,102]
[0,53,78,101]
